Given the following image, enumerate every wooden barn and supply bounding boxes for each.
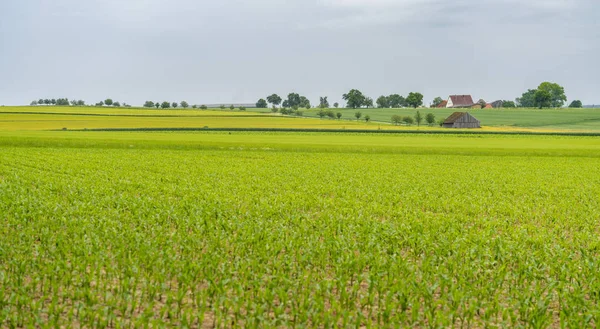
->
[443,112,481,128]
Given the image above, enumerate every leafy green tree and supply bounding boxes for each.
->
[425,113,435,125]
[51,99,57,105]
[155,102,160,109]
[286,93,301,108]
[327,110,335,119]
[364,115,370,122]
[220,105,226,110]
[44,99,51,105]
[161,101,170,109]
[534,90,552,109]
[414,111,423,126]
[192,105,197,109]
[432,97,444,107]
[343,89,366,109]
[391,115,402,125]
[354,111,362,121]
[299,96,311,109]
[267,94,282,107]
[318,109,326,119]
[104,99,113,106]
[144,101,155,108]
[406,92,424,108]
[113,101,121,107]
[538,82,567,107]
[282,100,290,108]
[38,99,44,105]
[201,105,208,110]
[319,96,329,109]
[31,100,38,106]
[239,106,246,111]
[569,100,583,108]
[502,101,516,108]
[171,102,178,108]
[336,112,342,119]
[387,94,404,108]
[230,104,235,110]
[271,106,279,113]
[256,99,268,108]
[180,101,189,108]
[364,97,374,108]
[70,99,77,106]
[403,116,415,125]
[77,100,85,106]
[333,102,339,108]
[376,96,389,108]
[517,89,537,107]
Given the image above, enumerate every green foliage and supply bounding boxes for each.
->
[319,96,329,109]
[230,104,235,110]
[180,101,189,108]
[104,98,113,106]
[155,102,160,109]
[425,113,436,125]
[364,115,370,122]
[354,111,362,120]
[432,97,444,107]
[267,94,282,106]
[113,101,121,107]
[534,90,552,109]
[414,111,423,126]
[402,116,414,125]
[220,105,226,110]
[376,95,389,108]
[256,99,268,108]
[172,102,178,108]
[569,100,583,108]
[200,105,208,110]
[391,114,402,125]
[333,102,339,108]
[503,101,516,108]
[239,106,246,111]
[161,101,170,109]
[538,82,567,108]
[192,104,197,109]
[387,94,405,108]
[343,89,366,109]
[144,101,155,108]
[364,97,374,109]
[517,89,537,107]
[406,92,424,108]
[336,112,342,119]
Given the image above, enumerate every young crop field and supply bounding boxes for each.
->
[1,131,600,328]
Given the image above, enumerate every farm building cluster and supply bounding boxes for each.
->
[437,95,502,109]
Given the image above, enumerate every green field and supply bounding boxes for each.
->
[2,105,600,132]
[2,108,600,327]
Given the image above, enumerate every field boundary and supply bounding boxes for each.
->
[57,127,600,136]
[0,111,273,118]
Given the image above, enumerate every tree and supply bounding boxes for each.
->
[38,99,44,105]
[354,111,362,121]
[406,92,424,108]
[30,100,38,106]
[299,96,311,109]
[319,96,329,109]
[432,97,444,107]
[96,101,104,106]
[343,89,366,109]
[364,97,374,109]
[51,99,57,105]
[201,105,208,110]
[414,111,423,126]
[155,102,160,109]
[336,112,342,119]
[478,99,487,109]
[569,100,583,108]
[230,104,235,110]
[517,89,537,107]
[317,109,326,119]
[256,99,268,108]
[534,89,552,109]
[403,116,415,125]
[282,100,290,108]
[286,93,302,108]
[387,94,405,108]
[266,94,282,107]
[327,110,335,119]
[425,113,436,126]
[538,82,567,107]
[220,105,226,110]
[334,102,339,108]
[391,115,402,125]
[161,101,170,109]
[44,99,51,105]
[502,101,516,108]
[77,100,85,106]
[376,96,389,108]
[70,99,77,106]
[172,102,178,108]
[144,101,155,108]
[113,101,121,107]
[180,101,189,108]
[104,99,113,106]
[239,106,246,111]
[365,115,371,122]
[192,105,197,109]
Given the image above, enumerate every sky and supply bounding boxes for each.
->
[0,0,599,106]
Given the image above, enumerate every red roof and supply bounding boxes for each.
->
[437,100,448,108]
[449,95,475,107]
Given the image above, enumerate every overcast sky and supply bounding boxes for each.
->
[1,0,598,106]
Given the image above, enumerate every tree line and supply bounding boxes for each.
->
[31,98,130,107]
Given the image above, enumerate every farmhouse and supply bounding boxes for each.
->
[445,95,475,108]
[443,112,481,128]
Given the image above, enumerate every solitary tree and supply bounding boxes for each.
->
[334,102,339,108]
[104,99,113,106]
[354,111,362,121]
[192,105,197,109]
[256,99,268,108]
[391,115,402,125]
[425,113,436,126]
[180,101,189,108]
[406,92,424,108]
[403,116,415,125]
[171,102,178,108]
[365,115,371,122]
[230,104,235,110]
[414,111,423,126]
[267,94,282,107]
[155,102,160,109]
[569,100,583,108]
[343,89,366,109]
[201,105,208,110]
[336,112,342,119]
[239,106,246,111]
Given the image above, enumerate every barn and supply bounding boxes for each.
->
[442,112,481,128]
[446,95,475,108]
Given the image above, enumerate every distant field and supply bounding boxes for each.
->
[2,105,600,132]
